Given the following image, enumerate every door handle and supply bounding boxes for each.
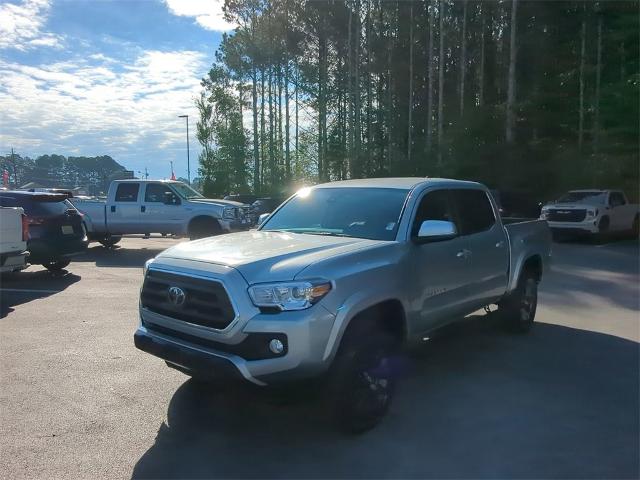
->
[456,249,472,259]
[141,205,146,213]
[495,241,505,248]
[110,206,116,213]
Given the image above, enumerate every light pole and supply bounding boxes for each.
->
[178,115,190,184]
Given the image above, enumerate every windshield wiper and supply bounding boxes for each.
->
[298,230,352,237]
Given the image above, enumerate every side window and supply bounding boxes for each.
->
[453,189,496,235]
[412,190,456,237]
[144,184,173,203]
[114,183,139,202]
[609,193,626,207]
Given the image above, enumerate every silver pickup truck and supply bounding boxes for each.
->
[135,178,551,432]
[71,180,251,246]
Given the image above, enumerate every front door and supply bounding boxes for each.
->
[141,183,183,234]
[410,189,472,333]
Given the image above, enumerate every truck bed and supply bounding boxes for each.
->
[69,198,106,235]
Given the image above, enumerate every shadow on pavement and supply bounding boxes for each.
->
[73,244,169,268]
[132,315,639,479]
[0,269,81,318]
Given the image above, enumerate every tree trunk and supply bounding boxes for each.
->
[478,3,485,107]
[348,6,354,176]
[578,6,586,151]
[269,65,275,186]
[506,0,518,144]
[295,60,299,175]
[407,2,414,166]
[619,42,626,81]
[354,0,362,178]
[594,15,602,153]
[318,20,328,182]
[252,67,260,192]
[426,0,434,153]
[285,62,290,181]
[260,68,266,186]
[366,0,372,173]
[386,2,394,173]
[437,0,445,166]
[459,0,467,117]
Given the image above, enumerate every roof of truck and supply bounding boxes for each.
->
[313,177,483,190]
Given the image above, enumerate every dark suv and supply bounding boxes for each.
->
[0,191,88,271]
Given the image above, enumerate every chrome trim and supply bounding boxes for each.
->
[144,265,241,334]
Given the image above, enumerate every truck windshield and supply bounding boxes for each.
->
[171,183,204,200]
[557,191,607,204]
[261,187,409,241]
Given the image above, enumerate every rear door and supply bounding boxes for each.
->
[451,188,509,309]
[140,183,183,234]
[107,182,141,234]
[608,191,633,231]
[410,189,472,333]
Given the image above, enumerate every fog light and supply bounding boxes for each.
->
[269,339,284,354]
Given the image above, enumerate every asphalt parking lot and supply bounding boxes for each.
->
[1,236,638,479]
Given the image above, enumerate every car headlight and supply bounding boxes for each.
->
[223,207,237,219]
[587,209,598,217]
[143,258,153,276]
[248,280,332,311]
[540,208,549,219]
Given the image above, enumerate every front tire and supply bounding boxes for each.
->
[499,269,538,333]
[98,235,122,248]
[43,259,71,272]
[188,217,222,240]
[328,331,397,434]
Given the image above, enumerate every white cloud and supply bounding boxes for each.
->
[0,0,63,50]
[164,0,236,32]
[0,50,208,176]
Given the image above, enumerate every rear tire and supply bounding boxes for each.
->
[43,259,71,272]
[328,330,397,434]
[188,217,222,240]
[499,269,538,333]
[98,235,121,248]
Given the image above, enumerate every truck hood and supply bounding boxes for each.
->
[188,198,245,207]
[157,230,382,284]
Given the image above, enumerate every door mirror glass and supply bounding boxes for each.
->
[415,220,457,243]
[258,213,271,226]
[163,192,181,205]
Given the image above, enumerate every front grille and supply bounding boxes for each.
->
[141,269,236,330]
[548,209,586,222]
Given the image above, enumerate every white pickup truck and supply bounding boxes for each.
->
[540,189,639,239]
[71,180,252,246]
[0,206,29,273]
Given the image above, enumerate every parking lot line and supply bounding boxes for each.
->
[0,288,63,294]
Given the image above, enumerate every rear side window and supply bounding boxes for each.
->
[115,183,139,202]
[452,189,496,235]
[412,190,456,236]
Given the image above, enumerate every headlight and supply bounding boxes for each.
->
[540,208,549,219]
[248,280,332,311]
[143,259,153,276]
[223,207,237,219]
[587,209,598,217]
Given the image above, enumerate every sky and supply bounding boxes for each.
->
[0,0,236,180]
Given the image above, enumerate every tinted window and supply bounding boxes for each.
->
[412,190,456,237]
[144,183,173,203]
[609,192,626,207]
[453,189,495,235]
[0,195,72,216]
[262,187,408,241]
[115,183,139,202]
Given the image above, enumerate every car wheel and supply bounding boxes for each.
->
[99,235,122,248]
[188,217,222,240]
[499,269,538,333]
[328,331,397,434]
[43,259,71,272]
[595,216,610,242]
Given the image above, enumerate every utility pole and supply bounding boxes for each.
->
[178,115,190,184]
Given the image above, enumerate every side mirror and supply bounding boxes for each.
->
[414,220,457,243]
[164,192,180,205]
[258,213,270,226]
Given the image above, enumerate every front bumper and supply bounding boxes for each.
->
[546,219,600,234]
[136,303,337,386]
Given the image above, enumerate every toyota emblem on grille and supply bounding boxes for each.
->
[167,286,186,306]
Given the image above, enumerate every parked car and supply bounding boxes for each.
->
[540,189,640,239]
[0,206,29,273]
[224,194,258,205]
[70,180,252,246]
[0,191,88,271]
[251,197,284,218]
[135,177,551,433]
[490,190,543,219]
